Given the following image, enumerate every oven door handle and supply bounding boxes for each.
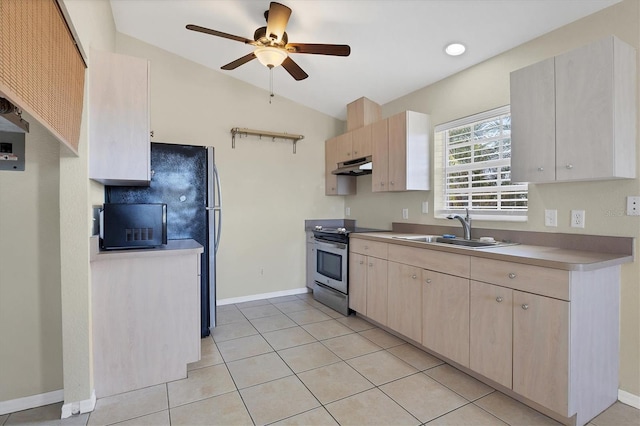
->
[314,238,347,250]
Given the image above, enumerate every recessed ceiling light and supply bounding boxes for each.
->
[445,43,466,56]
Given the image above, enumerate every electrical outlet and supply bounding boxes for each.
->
[345,207,351,217]
[571,210,585,228]
[627,196,640,216]
[422,201,429,214]
[544,209,557,227]
[402,208,409,220]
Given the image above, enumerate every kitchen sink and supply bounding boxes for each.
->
[392,235,440,243]
[393,235,517,249]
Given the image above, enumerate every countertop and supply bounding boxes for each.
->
[90,236,203,261]
[351,232,633,271]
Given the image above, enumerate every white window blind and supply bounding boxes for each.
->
[434,106,528,221]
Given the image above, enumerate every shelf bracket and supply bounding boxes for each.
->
[230,127,304,154]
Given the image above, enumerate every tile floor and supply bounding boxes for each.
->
[2,292,639,426]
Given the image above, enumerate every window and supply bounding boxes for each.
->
[434,106,528,221]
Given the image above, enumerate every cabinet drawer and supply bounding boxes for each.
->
[470,258,570,301]
[387,244,469,278]
[350,239,388,258]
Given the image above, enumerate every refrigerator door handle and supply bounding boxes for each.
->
[213,163,222,253]
[206,146,222,254]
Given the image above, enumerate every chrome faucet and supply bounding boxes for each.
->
[448,208,471,240]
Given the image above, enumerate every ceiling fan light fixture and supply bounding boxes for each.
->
[254,46,287,68]
[445,43,466,56]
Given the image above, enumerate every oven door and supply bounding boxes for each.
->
[314,238,348,294]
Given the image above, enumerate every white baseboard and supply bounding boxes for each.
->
[61,389,96,419]
[217,287,310,306]
[0,389,64,416]
[618,389,640,409]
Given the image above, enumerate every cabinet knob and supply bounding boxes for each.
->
[521,304,529,310]
[354,150,358,155]
[537,167,544,172]
[359,260,364,265]
[425,278,432,283]
[496,296,503,303]
[508,272,517,279]
[411,274,417,279]
[381,183,385,187]
[364,245,369,250]
[566,164,573,170]
[369,263,373,267]
[390,181,395,185]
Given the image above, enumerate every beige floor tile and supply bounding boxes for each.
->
[238,303,282,319]
[322,333,382,359]
[249,313,297,333]
[188,337,224,371]
[167,364,236,408]
[235,299,271,308]
[315,304,347,319]
[302,319,354,340]
[0,414,8,424]
[226,352,293,388]
[426,364,494,401]
[347,350,417,385]
[380,373,468,423]
[268,295,302,303]
[215,308,247,325]
[359,327,406,348]
[296,292,314,300]
[113,410,170,426]
[298,361,374,404]
[325,388,420,425]
[211,320,257,342]
[5,403,89,426]
[274,300,314,313]
[335,315,377,332]
[216,334,273,362]
[262,326,317,350]
[301,298,329,309]
[169,391,252,425]
[239,376,320,425]
[426,403,506,425]
[88,384,168,426]
[271,407,339,425]
[591,401,640,426]
[387,343,445,370]
[286,308,332,325]
[278,341,341,373]
[216,303,240,312]
[475,392,562,425]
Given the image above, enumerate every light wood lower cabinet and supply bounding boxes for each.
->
[366,257,388,326]
[387,262,422,342]
[469,281,513,389]
[348,252,368,314]
[422,270,469,367]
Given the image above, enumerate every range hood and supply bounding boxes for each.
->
[0,98,29,133]
[332,156,372,176]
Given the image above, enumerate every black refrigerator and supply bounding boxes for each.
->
[106,143,222,337]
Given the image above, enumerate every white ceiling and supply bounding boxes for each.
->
[109,0,620,120]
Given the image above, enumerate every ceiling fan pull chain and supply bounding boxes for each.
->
[269,66,275,104]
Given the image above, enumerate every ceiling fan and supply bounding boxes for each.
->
[186,2,351,81]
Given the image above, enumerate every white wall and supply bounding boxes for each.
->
[345,0,640,396]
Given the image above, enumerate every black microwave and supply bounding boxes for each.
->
[100,203,167,250]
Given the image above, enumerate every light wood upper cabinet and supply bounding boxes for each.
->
[422,270,469,367]
[513,291,569,415]
[90,50,150,186]
[351,124,373,159]
[387,262,422,342]
[511,36,636,183]
[470,281,513,389]
[372,119,389,192]
[325,137,356,196]
[349,252,368,314]
[335,132,354,163]
[383,111,430,191]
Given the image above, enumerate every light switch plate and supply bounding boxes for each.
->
[544,209,557,227]
[627,196,640,216]
[402,208,409,220]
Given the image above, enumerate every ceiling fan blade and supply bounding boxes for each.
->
[265,2,292,43]
[281,56,308,81]
[221,53,256,70]
[286,43,351,56]
[186,24,255,45]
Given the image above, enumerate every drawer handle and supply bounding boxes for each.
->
[537,167,544,172]
[521,304,529,310]
[566,164,573,170]
[508,272,517,279]
[411,274,417,279]
[496,296,503,303]
[425,278,432,283]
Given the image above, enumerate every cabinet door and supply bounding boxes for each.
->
[372,118,389,192]
[349,253,367,314]
[513,291,569,415]
[555,37,614,181]
[470,281,513,388]
[336,132,354,163]
[352,124,373,159]
[306,239,315,289]
[89,50,150,185]
[366,257,388,326]
[423,270,469,367]
[387,112,407,191]
[325,137,355,196]
[510,57,556,183]
[387,262,422,342]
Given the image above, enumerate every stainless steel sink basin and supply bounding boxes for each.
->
[392,235,440,243]
[393,235,517,249]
